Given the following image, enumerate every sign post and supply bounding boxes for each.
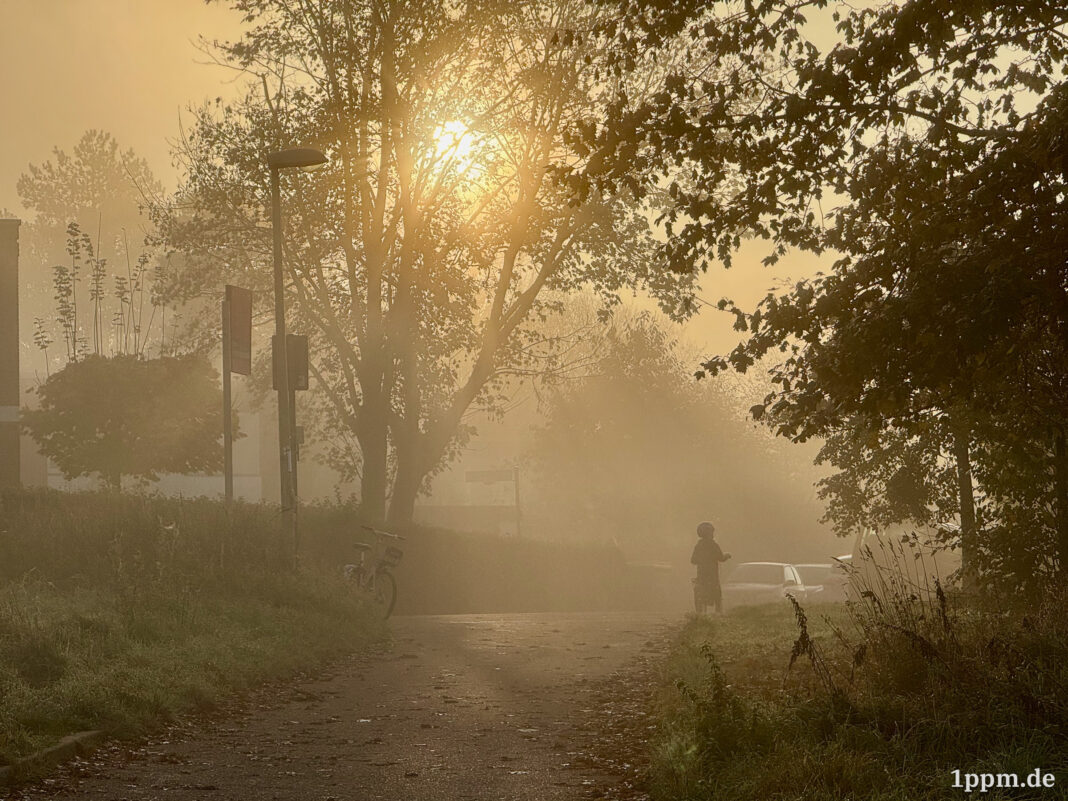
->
[273,332,309,552]
[464,467,522,536]
[223,285,252,503]
[513,465,522,538]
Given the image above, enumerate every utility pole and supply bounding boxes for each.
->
[269,167,295,565]
[222,285,252,504]
[266,147,326,569]
[222,295,233,502]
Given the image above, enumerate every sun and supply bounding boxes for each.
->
[431,120,477,174]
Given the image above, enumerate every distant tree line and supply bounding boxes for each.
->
[528,311,829,561]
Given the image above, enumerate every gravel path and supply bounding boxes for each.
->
[9,612,674,801]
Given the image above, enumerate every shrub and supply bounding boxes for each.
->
[22,354,231,490]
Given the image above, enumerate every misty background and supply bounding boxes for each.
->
[0,0,842,571]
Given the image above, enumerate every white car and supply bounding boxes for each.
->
[723,562,808,608]
[794,562,850,601]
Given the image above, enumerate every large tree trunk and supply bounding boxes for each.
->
[356,351,391,521]
[386,337,424,526]
[1053,427,1068,576]
[348,5,396,525]
[357,393,389,521]
[387,425,423,525]
[953,426,977,592]
[387,459,421,526]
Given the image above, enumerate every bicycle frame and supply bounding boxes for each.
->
[343,525,405,617]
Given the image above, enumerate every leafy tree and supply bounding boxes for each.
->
[17,131,164,368]
[813,414,957,539]
[22,355,228,490]
[158,0,700,522]
[713,107,1068,583]
[18,130,160,234]
[586,0,1068,268]
[582,0,1068,585]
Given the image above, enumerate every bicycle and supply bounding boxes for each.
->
[343,525,405,619]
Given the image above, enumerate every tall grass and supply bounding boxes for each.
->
[652,546,1068,800]
[0,487,642,769]
[0,489,383,768]
[0,489,293,586]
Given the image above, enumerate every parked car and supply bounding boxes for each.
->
[794,562,850,602]
[722,562,807,608]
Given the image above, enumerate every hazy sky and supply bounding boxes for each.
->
[0,0,243,215]
[0,0,828,356]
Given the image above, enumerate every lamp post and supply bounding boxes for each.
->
[267,146,327,567]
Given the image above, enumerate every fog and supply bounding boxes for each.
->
[1,0,843,592]
[4,2,1063,799]
[0,3,238,211]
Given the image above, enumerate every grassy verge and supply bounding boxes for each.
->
[651,595,1068,801]
[0,489,383,767]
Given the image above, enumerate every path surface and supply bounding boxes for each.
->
[10,612,674,801]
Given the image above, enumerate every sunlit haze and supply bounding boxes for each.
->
[4,3,1052,796]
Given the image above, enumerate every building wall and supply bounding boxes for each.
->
[0,220,20,487]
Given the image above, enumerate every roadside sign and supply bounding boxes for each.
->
[273,333,309,391]
[465,466,522,537]
[225,285,253,375]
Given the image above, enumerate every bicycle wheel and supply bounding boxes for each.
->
[374,570,398,619]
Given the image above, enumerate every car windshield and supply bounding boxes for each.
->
[729,564,784,584]
[795,565,834,585]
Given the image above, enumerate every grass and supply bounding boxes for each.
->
[651,589,1068,801]
[0,489,384,768]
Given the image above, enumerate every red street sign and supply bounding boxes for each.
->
[226,285,253,375]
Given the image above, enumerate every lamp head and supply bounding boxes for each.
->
[267,147,328,171]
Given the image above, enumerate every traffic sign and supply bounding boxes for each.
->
[225,285,253,375]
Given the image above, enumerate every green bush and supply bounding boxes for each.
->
[22,354,230,490]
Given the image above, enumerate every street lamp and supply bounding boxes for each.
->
[267,146,327,567]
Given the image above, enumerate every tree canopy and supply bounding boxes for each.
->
[585,0,1068,588]
[159,0,702,522]
[22,355,228,490]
